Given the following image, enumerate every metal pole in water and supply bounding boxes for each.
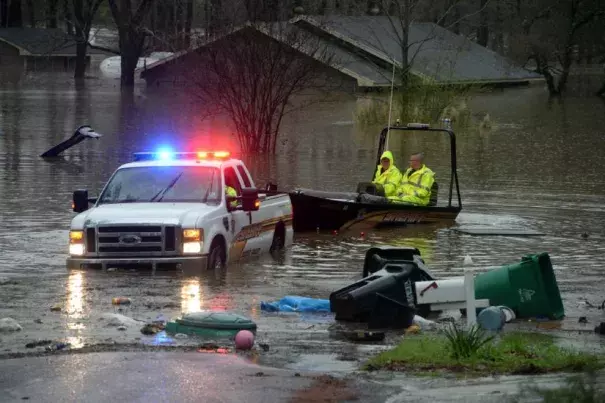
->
[386,56,396,150]
[464,270,478,328]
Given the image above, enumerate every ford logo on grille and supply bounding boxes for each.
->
[119,235,142,244]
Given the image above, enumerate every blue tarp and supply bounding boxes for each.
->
[260,296,331,313]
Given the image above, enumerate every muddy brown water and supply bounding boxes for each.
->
[1,73,605,372]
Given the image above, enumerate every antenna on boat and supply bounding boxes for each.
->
[385,55,396,150]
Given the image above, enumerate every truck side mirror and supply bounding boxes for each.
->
[241,188,260,212]
[73,190,89,213]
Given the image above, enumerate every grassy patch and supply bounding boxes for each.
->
[364,329,604,377]
[355,81,481,128]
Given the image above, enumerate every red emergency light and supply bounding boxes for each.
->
[133,150,232,161]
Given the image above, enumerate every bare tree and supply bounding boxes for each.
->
[25,0,35,26]
[509,0,605,95]
[46,0,60,27]
[178,19,341,154]
[107,0,156,89]
[70,0,104,78]
[476,0,489,46]
[149,0,195,51]
[0,0,23,26]
[355,0,487,85]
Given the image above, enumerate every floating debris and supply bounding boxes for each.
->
[25,340,54,348]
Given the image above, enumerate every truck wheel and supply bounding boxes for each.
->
[270,222,286,253]
[207,241,226,270]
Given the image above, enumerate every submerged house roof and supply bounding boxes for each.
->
[139,22,368,83]
[292,15,543,85]
[0,28,107,56]
[140,16,542,88]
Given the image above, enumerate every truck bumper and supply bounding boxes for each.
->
[66,255,208,271]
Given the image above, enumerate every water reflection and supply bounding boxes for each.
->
[386,237,436,264]
[206,293,234,311]
[65,271,86,348]
[249,297,259,321]
[66,271,85,322]
[181,278,204,313]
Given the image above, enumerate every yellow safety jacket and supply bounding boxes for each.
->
[389,164,435,206]
[372,151,402,197]
[226,186,238,208]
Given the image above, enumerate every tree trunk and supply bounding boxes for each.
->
[46,0,59,28]
[494,1,503,53]
[121,53,139,87]
[184,0,193,49]
[452,4,460,35]
[536,57,559,95]
[119,31,145,87]
[557,51,574,94]
[108,0,157,90]
[73,0,85,78]
[1,0,22,27]
[153,1,168,49]
[209,0,221,37]
[74,40,88,78]
[175,0,183,42]
[0,0,7,27]
[26,0,34,26]
[477,0,489,47]
[64,0,74,35]
[400,0,410,85]
[597,81,605,97]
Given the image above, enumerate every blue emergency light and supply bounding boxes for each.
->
[133,149,232,162]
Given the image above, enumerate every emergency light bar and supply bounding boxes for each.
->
[133,150,231,162]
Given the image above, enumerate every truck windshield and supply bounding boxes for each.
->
[97,166,222,204]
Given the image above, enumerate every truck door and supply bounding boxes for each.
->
[224,166,254,262]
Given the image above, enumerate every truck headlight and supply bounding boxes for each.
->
[69,244,85,256]
[182,229,203,254]
[69,230,85,256]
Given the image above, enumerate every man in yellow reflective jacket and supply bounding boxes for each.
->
[389,152,435,206]
[372,150,402,197]
[225,185,238,208]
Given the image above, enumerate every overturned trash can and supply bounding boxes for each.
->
[474,252,565,320]
[361,245,428,277]
[330,246,435,326]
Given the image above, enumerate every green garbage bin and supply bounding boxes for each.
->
[165,311,257,338]
[474,252,565,320]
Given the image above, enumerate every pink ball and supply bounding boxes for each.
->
[234,330,255,350]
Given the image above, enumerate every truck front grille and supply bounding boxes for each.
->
[92,225,179,256]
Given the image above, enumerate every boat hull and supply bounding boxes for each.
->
[289,191,460,232]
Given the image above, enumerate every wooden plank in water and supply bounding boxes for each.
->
[454,228,545,236]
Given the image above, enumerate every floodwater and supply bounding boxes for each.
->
[1,71,605,374]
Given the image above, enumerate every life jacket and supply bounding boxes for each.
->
[390,164,435,206]
[372,150,402,197]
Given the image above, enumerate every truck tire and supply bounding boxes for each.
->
[207,240,226,270]
[270,222,286,253]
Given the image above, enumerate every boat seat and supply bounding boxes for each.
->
[356,182,385,197]
[428,181,438,207]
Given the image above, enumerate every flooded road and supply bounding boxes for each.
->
[1,73,605,371]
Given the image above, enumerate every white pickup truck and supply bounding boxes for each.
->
[66,151,293,271]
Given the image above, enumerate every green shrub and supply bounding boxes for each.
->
[443,323,495,359]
